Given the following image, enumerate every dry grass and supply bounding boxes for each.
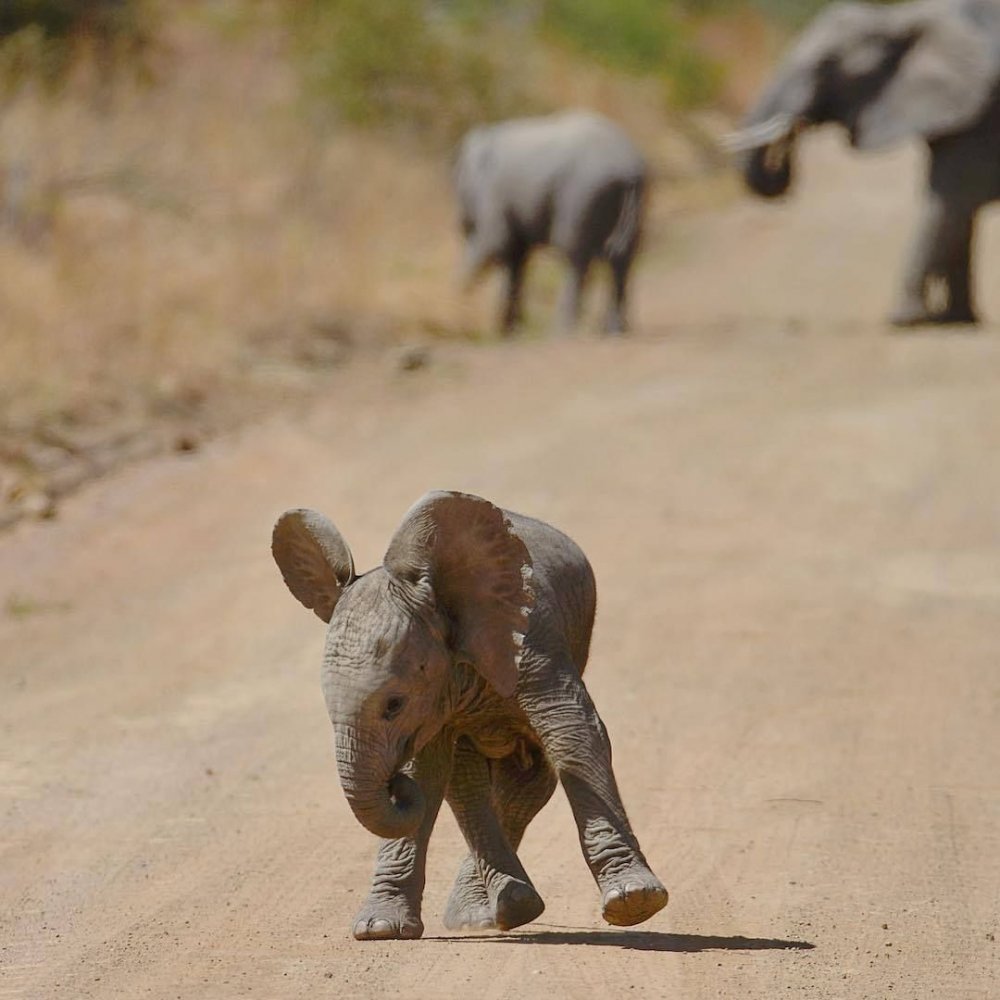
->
[0,4,743,521]
[0,12,467,427]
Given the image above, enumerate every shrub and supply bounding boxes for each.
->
[290,0,530,142]
[689,0,905,28]
[542,0,722,106]
[0,0,155,91]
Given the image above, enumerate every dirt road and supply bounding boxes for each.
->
[2,134,999,999]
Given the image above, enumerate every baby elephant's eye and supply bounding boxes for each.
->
[383,696,406,721]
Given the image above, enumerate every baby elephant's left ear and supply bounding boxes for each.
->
[384,491,534,698]
[272,508,355,623]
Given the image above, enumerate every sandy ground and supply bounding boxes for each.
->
[2,133,999,999]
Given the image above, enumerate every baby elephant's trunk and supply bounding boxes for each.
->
[334,726,425,841]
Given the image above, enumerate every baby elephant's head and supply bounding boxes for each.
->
[271,491,533,840]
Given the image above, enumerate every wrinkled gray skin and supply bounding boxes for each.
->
[455,110,647,335]
[272,491,667,940]
[734,0,1000,326]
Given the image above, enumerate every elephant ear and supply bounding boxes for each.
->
[272,508,355,623]
[383,491,533,699]
[853,6,999,151]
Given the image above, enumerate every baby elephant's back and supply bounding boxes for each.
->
[505,510,597,676]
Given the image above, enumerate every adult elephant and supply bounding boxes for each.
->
[455,110,647,335]
[730,0,1000,326]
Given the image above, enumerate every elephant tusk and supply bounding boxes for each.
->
[720,113,796,153]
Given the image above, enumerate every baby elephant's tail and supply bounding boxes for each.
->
[604,176,644,260]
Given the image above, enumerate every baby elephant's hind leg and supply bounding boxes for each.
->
[606,254,633,335]
[556,256,591,335]
[494,742,558,849]
[443,741,554,931]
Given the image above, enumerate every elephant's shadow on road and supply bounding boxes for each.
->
[430,929,815,953]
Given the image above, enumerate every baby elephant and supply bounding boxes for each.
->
[455,110,647,335]
[272,490,668,939]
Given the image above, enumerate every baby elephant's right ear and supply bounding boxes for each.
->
[271,509,355,623]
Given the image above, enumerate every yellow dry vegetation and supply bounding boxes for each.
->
[0,6,742,437]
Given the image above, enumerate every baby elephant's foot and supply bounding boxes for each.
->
[601,871,669,927]
[443,878,495,931]
[493,877,545,931]
[352,894,423,941]
[444,872,544,932]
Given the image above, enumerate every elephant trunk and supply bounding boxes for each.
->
[334,725,425,840]
[743,137,796,199]
[727,63,813,200]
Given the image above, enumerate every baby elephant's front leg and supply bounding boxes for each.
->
[522,661,668,926]
[444,738,545,931]
[352,736,451,940]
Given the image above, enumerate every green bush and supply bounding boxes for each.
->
[291,0,727,136]
[541,0,722,107]
[745,0,853,26]
[687,0,905,28]
[543,0,671,75]
[291,0,530,141]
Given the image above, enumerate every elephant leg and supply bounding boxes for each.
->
[352,734,452,941]
[442,738,545,932]
[605,254,633,335]
[941,210,977,325]
[891,194,945,326]
[891,194,979,327]
[519,658,668,927]
[493,742,558,849]
[444,742,556,930]
[557,256,591,334]
[499,243,529,335]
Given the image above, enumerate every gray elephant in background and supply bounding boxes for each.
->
[271,491,667,940]
[730,0,1000,326]
[455,110,647,335]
